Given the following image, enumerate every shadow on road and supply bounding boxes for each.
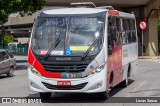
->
[110,79,134,97]
[0,75,8,79]
[27,79,134,103]
[0,75,16,79]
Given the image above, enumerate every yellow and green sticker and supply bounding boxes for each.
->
[70,46,94,51]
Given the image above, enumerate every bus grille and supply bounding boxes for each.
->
[42,82,88,90]
[41,62,89,73]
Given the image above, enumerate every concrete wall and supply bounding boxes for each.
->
[143,0,160,56]
[4,6,62,26]
[145,13,158,56]
[143,14,159,56]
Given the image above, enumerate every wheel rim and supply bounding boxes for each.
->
[126,77,128,85]
[10,68,14,76]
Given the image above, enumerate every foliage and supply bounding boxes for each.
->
[3,34,14,45]
[0,0,45,24]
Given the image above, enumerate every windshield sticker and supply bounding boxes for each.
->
[70,46,94,51]
[50,51,64,55]
[65,48,72,56]
[40,50,48,55]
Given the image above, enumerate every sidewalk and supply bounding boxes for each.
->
[138,56,160,60]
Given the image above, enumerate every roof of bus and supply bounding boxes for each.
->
[42,8,106,15]
[39,8,135,18]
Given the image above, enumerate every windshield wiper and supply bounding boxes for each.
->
[44,38,61,60]
[82,37,101,60]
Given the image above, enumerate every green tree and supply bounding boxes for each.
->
[0,0,45,24]
[158,18,160,31]
[3,34,14,45]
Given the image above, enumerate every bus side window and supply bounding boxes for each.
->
[130,20,135,30]
[132,32,137,42]
[121,19,126,45]
[118,18,123,45]
[124,19,130,44]
[116,18,122,45]
[127,19,132,43]
[111,17,117,44]
[130,20,137,42]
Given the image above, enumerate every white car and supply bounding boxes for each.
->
[0,49,16,77]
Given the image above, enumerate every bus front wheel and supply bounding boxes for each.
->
[99,91,110,100]
[40,92,51,99]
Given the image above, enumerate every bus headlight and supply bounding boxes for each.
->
[28,65,41,76]
[89,63,105,76]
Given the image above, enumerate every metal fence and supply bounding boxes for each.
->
[0,44,28,56]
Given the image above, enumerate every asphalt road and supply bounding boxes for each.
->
[0,59,160,105]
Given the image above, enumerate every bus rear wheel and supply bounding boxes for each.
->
[121,76,128,87]
[121,66,130,87]
[40,92,51,99]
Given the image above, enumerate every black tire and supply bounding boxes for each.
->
[99,91,110,100]
[7,67,14,77]
[121,65,131,87]
[40,92,51,99]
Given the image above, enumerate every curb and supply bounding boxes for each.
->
[138,57,160,60]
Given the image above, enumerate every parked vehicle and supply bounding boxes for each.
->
[0,49,16,77]
[8,42,18,52]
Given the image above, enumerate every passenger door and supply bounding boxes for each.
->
[107,16,122,87]
[1,51,10,73]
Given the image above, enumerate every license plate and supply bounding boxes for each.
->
[68,73,82,78]
[57,81,71,86]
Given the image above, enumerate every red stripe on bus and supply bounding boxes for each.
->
[28,48,35,65]
[28,48,61,78]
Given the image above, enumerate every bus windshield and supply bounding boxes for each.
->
[31,15,105,56]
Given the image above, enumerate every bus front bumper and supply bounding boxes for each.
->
[28,68,106,93]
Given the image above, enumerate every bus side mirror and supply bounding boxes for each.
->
[108,49,113,55]
[108,45,113,55]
